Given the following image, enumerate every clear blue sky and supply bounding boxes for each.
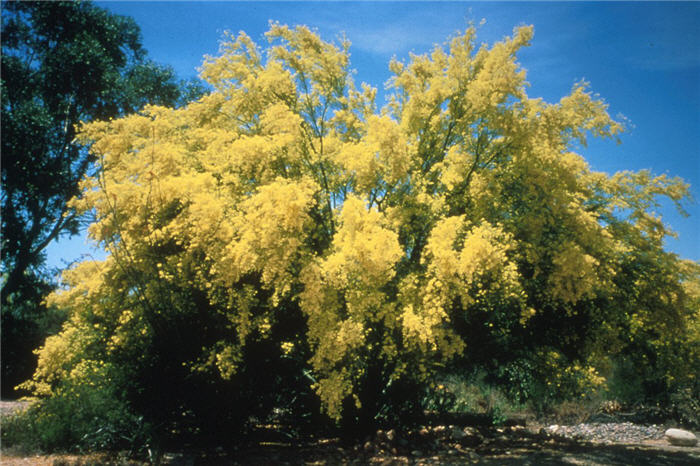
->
[46,1,700,269]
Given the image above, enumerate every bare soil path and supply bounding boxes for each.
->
[4,438,696,465]
[0,400,29,418]
[2,401,699,465]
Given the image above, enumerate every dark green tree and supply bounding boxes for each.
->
[1,0,203,397]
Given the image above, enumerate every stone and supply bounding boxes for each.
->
[433,425,447,434]
[411,450,423,457]
[665,428,698,447]
[546,424,566,438]
[461,427,483,447]
[386,429,396,441]
[463,426,480,436]
[450,426,467,440]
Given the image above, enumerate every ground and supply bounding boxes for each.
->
[2,401,699,465]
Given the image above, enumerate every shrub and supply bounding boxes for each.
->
[669,387,700,430]
[1,386,149,456]
[423,372,526,425]
[20,21,698,445]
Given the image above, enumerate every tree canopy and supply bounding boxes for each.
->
[21,23,699,443]
[1,0,203,397]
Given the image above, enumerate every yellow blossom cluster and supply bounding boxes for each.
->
[25,23,696,424]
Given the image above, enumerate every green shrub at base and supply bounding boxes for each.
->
[1,384,150,456]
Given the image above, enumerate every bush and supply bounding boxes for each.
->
[423,372,526,425]
[1,385,150,456]
[545,399,604,425]
[669,387,700,430]
[19,21,698,447]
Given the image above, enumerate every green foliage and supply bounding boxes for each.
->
[2,383,149,456]
[423,382,458,415]
[603,259,700,409]
[546,399,602,425]
[16,21,699,450]
[669,388,700,430]
[0,0,204,398]
[423,373,524,426]
[0,280,65,400]
[607,358,650,403]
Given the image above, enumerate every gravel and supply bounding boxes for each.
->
[0,400,30,418]
[545,422,666,444]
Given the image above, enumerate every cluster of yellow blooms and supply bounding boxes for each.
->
[24,23,698,421]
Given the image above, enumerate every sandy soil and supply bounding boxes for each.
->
[0,400,29,418]
[2,401,699,465]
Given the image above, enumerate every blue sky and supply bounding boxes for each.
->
[46,1,700,268]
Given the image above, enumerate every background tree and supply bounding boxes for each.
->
[17,22,699,450]
[1,0,204,398]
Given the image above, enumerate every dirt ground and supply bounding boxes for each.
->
[2,400,699,465]
[0,400,30,418]
[3,440,699,465]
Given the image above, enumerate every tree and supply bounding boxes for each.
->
[1,0,203,397]
[21,23,698,442]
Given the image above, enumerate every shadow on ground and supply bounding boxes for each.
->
[473,444,700,466]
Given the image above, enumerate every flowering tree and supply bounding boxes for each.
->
[23,24,698,437]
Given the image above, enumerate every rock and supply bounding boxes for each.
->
[460,427,483,447]
[450,426,467,440]
[386,429,396,442]
[505,413,529,426]
[411,450,423,457]
[433,425,447,435]
[541,422,665,444]
[546,424,567,438]
[665,428,698,447]
[467,451,481,461]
